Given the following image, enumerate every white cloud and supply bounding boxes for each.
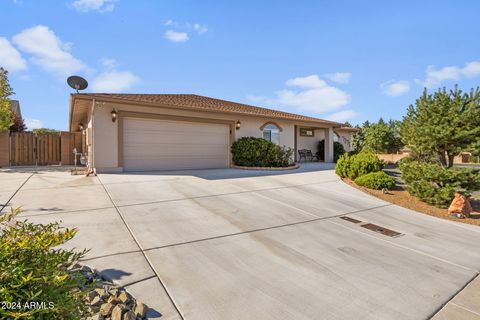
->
[193,23,208,34]
[164,20,178,27]
[276,75,350,113]
[100,58,116,70]
[92,70,139,92]
[164,30,189,43]
[326,110,357,122]
[72,0,116,13]
[25,118,43,130]
[324,72,352,84]
[423,61,480,87]
[381,80,410,96]
[0,37,27,72]
[12,25,88,75]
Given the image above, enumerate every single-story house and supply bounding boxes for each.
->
[69,94,357,173]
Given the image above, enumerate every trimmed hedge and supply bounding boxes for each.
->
[355,171,395,190]
[335,152,386,179]
[231,137,294,167]
[399,159,480,207]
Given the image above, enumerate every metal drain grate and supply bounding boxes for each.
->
[361,223,402,237]
[339,216,362,223]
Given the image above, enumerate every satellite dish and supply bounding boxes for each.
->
[67,75,88,93]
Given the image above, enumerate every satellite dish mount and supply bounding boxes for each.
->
[67,76,88,93]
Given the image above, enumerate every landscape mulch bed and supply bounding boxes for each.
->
[342,178,480,226]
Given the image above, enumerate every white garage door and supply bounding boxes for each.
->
[123,117,230,171]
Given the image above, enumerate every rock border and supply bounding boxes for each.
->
[232,164,299,171]
[77,264,149,320]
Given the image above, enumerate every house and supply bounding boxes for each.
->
[10,100,22,118]
[69,94,356,173]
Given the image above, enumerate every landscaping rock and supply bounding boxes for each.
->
[118,290,132,304]
[85,290,97,304]
[134,302,147,318]
[111,304,127,320]
[100,302,115,317]
[90,295,103,307]
[122,310,137,320]
[94,288,109,300]
[448,193,472,217]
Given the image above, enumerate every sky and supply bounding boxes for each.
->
[1,0,480,131]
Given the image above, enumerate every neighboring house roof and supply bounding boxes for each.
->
[334,126,359,132]
[71,93,343,126]
[10,100,21,118]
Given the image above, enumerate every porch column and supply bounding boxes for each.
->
[324,127,334,163]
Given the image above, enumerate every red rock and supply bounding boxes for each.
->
[448,193,472,217]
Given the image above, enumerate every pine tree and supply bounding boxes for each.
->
[0,68,14,131]
[400,86,480,167]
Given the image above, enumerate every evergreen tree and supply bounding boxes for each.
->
[350,125,364,153]
[363,121,396,153]
[0,68,14,131]
[400,86,480,167]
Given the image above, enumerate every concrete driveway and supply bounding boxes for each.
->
[2,164,480,320]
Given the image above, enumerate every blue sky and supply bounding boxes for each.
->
[1,0,480,130]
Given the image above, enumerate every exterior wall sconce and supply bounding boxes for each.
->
[111,108,118,122]
[79,123,84,131]
[236,120,241,130]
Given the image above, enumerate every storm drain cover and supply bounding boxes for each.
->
[361,223,402,237]
[340,216,362,224]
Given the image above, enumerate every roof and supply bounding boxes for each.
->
[334,126,358,132]
[10,100,21,118]
[71,93,343,126]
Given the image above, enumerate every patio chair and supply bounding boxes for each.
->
[298,149,308,162]
[305,149,319,162]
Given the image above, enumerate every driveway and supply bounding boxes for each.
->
[2,164,480,320]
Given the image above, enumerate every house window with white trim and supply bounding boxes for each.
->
[263,124,280,145]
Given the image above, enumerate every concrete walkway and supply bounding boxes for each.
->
[1,164,479,320]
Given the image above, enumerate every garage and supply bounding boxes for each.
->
[122,117,230,171]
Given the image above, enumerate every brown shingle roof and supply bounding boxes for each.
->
[74,93,342,126]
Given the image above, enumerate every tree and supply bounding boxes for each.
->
[0,68,14,131]
[350,125,364,153]
[9,113,25,132]
[400,86,480,167]
[32,128,61,135]
[363,121,396,153]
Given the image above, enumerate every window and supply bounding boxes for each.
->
[263,124,280,145]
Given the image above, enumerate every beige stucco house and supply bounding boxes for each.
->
[69,94,356,173]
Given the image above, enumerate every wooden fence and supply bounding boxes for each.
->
[0,131,83,167]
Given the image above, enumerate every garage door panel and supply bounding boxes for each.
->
[123,118,230,171]
[125,133,229,145]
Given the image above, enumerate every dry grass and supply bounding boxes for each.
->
[342,178,480,226]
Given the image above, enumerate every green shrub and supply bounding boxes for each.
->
[354,171,396,190]
[0,208,89,320]
[399,160,480,207]
[335,152,386,179]
[468,154,480,163]
[231,137,294,167]
[316,140,346,162]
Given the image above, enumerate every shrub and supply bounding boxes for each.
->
[231,137,294,167]
[317,140,346,162]
[335,152,386,179]
[354,171,396,190]
[399,160,480,207]
[0,208,89,320]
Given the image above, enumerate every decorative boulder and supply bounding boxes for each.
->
[448,193,472,218]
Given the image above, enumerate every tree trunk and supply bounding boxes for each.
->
[438,151,447,167]
[447,154,455,168]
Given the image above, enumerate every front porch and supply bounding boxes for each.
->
[294,125,335,163]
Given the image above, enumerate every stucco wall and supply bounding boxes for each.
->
[296,128,325,155]
[334,130,353,152]
[89,101,334,171]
